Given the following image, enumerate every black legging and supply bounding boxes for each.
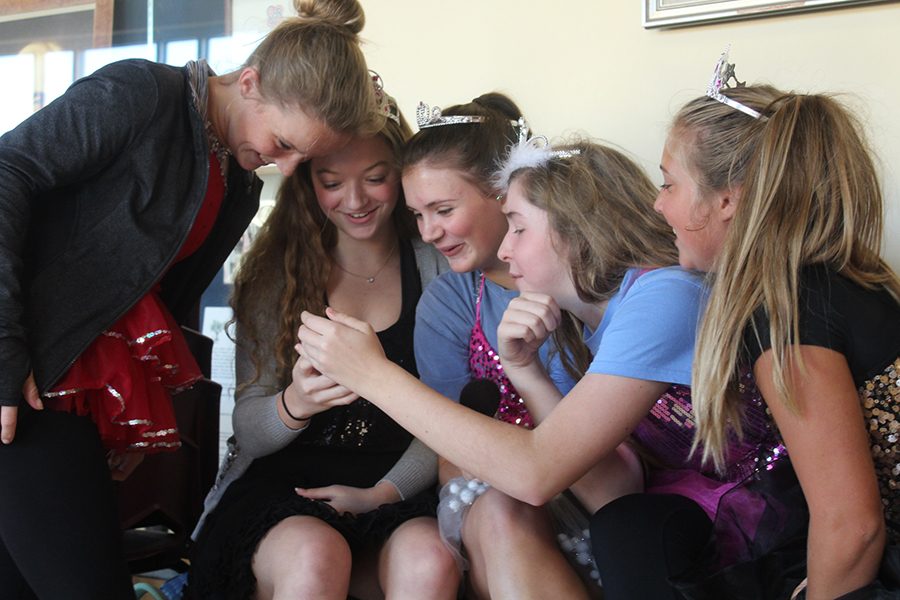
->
[0,404,134,599]
[590,493,712,600]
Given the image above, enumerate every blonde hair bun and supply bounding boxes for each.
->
[294,0,365,35]
[244,0,372,133]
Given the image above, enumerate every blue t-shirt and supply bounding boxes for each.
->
[585,267,705,385]
[415,270,576,403]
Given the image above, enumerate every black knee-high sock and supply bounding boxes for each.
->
[590,493,712,600]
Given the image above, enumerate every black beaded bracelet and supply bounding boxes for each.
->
[280,388,310,423]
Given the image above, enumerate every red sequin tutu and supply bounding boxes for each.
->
[44,153,225,453]
[44,292,202,452]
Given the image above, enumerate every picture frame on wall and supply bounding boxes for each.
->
[643,0,894,28]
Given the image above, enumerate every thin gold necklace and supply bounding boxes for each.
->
[333,244,397,284]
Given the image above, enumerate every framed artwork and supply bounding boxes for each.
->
[643,0,895,28]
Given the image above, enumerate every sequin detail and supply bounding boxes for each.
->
[862,356,900,541]
[468,272,534,429]
[287,247,420,453]
[635,370,786,482]
[314,409,379,448]
[44,296,202,452]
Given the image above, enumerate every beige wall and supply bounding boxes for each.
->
[358,1,900,270]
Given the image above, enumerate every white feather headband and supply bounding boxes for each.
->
[492,118,580,193]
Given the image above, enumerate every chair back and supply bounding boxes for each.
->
[116,327,221,573]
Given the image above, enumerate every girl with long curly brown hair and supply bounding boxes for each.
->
[188,78,459,600]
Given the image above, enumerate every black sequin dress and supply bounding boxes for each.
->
[188,241,437,600]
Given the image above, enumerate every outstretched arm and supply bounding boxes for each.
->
[498,293,645,511]
[299,308,665,505]
[755,346,885,599]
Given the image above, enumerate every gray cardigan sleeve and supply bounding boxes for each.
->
[378,437,438,499]
[231,327,306,459]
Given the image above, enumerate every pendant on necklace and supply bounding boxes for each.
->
[333,243,397,285]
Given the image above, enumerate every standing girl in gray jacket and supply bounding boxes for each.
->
[0,1,377,597]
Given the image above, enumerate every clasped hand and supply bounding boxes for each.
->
[496,292,562,371]
[283,350,358,421]
[297,307,388,397]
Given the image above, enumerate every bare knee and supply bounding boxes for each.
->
[380,517,460,599]
[461,491,589,600]
[253,516,351,600]
[465,488,553,545]
[461,488,556,582]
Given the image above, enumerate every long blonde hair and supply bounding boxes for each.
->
[683,87,900,470]
[511,140,679,379]
[245,0,379,135]
[232,111,414,386]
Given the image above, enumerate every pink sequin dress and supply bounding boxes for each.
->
[462,273,599,583]
[467,272,534,429]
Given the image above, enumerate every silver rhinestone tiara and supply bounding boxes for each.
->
[416,101,486,129]
[706,46,764,120]
[492,117,581,192]
[370,70,400,123]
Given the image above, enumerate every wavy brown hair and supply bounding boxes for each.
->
[231,110,414,387]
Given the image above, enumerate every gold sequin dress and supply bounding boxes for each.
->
[746,266,900,542]
[675,266,900,597]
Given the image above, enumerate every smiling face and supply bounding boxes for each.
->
[226,68,349,176]
[402,163,509,275]
[654,135,733,272]
[497,178,574,300]
[310,134,399,242]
